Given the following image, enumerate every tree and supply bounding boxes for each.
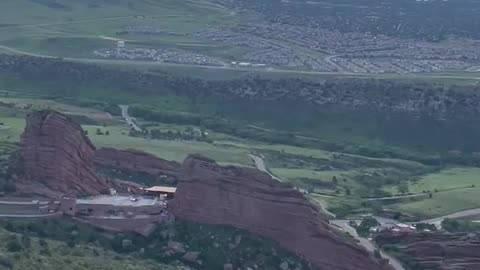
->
[21,234,31,249]
[345,187,351,196]
[84,130,88,135]
[397,182,409,194]
[105,130,110,136]
[6,237,22,252]
[39,239,48,248]
[332,176,338,185]
[442,218,460,232]
[374,249,382,259]
[356,216,379,237]
[95,128,104,135]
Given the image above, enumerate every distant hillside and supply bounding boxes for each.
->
[2,55,480,162]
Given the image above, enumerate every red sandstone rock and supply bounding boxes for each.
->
[170,155,388,270]
[15,110,111,198]
[375,232,480,270]
[95,147,181,179]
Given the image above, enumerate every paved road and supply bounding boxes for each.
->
[0,200,38,205]
[419,208,480,227]
[0,15,191,31]
[331,220,406,270]
[364,193,428,201]
[324,54,345,72]
[0,213,61,218]
[248,154,283,182]
[119,105,142,132]
[311,197,337,218]
[1,44,480,83]
[248,154,340,218]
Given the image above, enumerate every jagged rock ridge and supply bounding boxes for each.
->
[14,110,111,198]
[170,155,389,270]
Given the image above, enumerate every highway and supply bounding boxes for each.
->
[1,44,480,84]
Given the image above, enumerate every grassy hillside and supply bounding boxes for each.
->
[386,168,480,218]
[2,55,480,219]
[0,218,310,270]
[0,0,234,57]
[0,226,180,270]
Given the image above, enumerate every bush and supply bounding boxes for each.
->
[0,255,13,268]
[6,237,22,252]
[20,234,31,249]
[356,217,379,237]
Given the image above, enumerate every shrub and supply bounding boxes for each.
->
[0,255,13,268]
[6,237,22,252]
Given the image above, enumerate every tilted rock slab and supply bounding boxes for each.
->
[15,110,110,198]
[170,155,388,270]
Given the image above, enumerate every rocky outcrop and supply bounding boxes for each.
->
[14,110,111,198]
[170,155,388,270]
[95,147,181,179]
[375,232,480,270]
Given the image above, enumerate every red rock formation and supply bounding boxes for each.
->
[170,155,388,270]
[15,110,111,198]
[375,231,480,270]
[95,147,181,179]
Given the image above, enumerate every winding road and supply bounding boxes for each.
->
[331,220,406,270]
[119,105,142,132]
[248,154,283,182]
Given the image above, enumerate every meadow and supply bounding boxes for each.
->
[0,0,238,59]
[386,168,480,218]
[84,124,252,166]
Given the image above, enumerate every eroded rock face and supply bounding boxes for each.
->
[170,155,387,270]
[15,110,111,198]
[95,147,181,179]
[375,232,480,270]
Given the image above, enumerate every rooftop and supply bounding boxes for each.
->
[144,186,177,194]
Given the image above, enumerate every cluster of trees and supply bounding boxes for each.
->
[0,218,310,270]
[4,55,480,165]
[128,127,211,143]
[355,216,380,237]
[442,218,480,233]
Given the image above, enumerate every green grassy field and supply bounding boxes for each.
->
[391,188,480,219]
[0,117,26,142]
[387,168,480,218]
[0,97,113,121]
[391,167,480,195]
[0,95,478,220]
[84,125,252,165]
[0,0,235,58]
